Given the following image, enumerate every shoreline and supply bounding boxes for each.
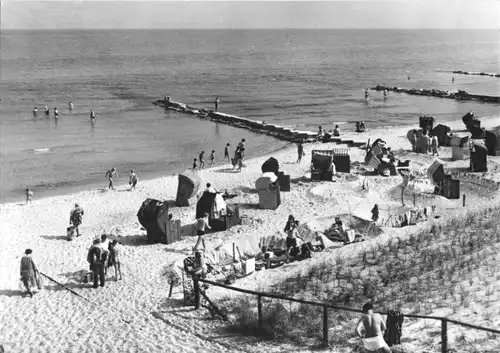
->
[2,114,499,208]
[2,114,499,206]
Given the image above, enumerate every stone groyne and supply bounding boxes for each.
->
[371,85,500,104]
[452,70,500,78]
[153,99,367,147]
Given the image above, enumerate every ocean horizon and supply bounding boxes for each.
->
[1,28,499,203]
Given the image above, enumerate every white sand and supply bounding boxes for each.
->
[1,117,499,353]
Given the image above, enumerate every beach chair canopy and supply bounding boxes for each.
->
[450,135,469,148]
[470,141,488,172]
[255,172,278,190]
[137,198,171,243]
[419,116,435,132]
[176,169,202,206]
[484,129,500,156]
[427,160,446,184]
[431,124,452,146]
[311,152,333,171]
[261,157,280,175]
[196,191,225,219]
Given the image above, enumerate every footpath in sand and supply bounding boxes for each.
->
[1,117,499,353]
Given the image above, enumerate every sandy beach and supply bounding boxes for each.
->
[1,116,500,353]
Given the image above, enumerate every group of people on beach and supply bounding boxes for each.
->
[193,138,246,172]
[86,234,123,288]
[32,102,97,125]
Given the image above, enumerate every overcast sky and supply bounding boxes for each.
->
[1,0,499,30]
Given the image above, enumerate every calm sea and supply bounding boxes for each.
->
[1,29,499,203]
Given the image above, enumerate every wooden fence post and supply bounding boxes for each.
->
[413,193,416,207]
[323,305,329,346]
[257,295,263,332]
[441,319,448,353]
[193,276,200,309]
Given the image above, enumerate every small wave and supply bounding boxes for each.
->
[33,148,50,153]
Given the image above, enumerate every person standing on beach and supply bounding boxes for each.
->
[192,158,198,171]
[90,110,96,124]
[108,240,123,281]
[20,249,40,297]
[105,167,118,190]
[199,151,205,169]
[54,107,59,118]
[297,141,304,163]
[193,212,211,251]
[100,234,110,277]
[237,139,246,160]
[129,169,138,190]
[355,303,391,353]
[25,188,33,204]
[223,143,231,162]
[33,107,38,117]
[383,90,388,99]
[44,106,50,116]
[452,76,455,83]
[365,89,369,100]
[430,134,439,156]
[214,97,220,112]
[68,101,73,111]
[70,203,85,237]
[87,239,105,288]
[209,150,216,167]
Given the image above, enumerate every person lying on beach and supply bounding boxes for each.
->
[20,249,40,297]
[355,303,391,353]
[209,150,215,166]
[105,167,118,190]
[69,203,84,237]
[25,188,33,204]
[224,143,231,162]
[199,151,205,169]
[129,169,138,190]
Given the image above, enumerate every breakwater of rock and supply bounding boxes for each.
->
[452,70,500,78]
[153,99,367,147]
[371,86,500,104]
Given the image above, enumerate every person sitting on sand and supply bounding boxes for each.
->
[20,249,40,297]
[209,150,216,166]
[223,143,231,162]
[69,203,84,237]
[192,158,198,171]
[355,303,391,353]
[129,169,138,190]
[199,151,205,169]
[297,141,304,163]
[25,188,33,204]
[105,167,118,190]
[333,125,340,137]
[193,213,211,251]
[107,240,123,281]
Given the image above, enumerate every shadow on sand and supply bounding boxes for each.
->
[40,234,69,241]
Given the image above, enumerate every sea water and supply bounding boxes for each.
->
[1,29,499,203]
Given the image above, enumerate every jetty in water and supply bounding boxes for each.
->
[153,99,367,147]
[452,70,500,78]
[371,85,500,104]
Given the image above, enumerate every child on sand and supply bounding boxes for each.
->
[25,188,33,204]
[209,150,215,166]
[129,169,138,190]
[105,167,118,190]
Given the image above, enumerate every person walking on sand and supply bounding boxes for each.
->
[69,203,85,237]
[108,240,123,281]
[237,139,246,160]
[223,143,231,162]
[355,303,391,353]
[87,239,106,288]
[105,167,118,190]
[20,249,40,297]
[297,141,304,163]
[193,212,211,251]
[129,169,138,190]
[25,188,33,204]
[234,147,243,172]
[208,150,216,167]
[214,96,220,112]
[199,151,205,169]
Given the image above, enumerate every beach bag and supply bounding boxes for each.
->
[67,226,75,239]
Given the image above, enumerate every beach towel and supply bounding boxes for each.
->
[362,335,389,351]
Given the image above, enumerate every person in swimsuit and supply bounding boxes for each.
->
[129,169,138,190]
[199,151,205,169]
[223,143,231,162]
[214,97,220,112]
[209,150,215,167]
[192,158,198,171]
[193,212,211,251]
[105,167,118,190]
[355,303,391,353]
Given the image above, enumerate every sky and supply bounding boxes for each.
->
[1,0,500,30]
